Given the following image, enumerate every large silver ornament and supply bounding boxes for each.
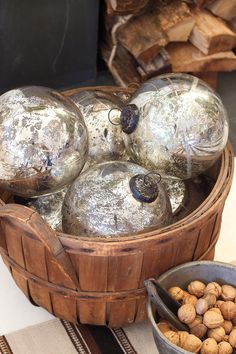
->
[0,86,88,197]
[121,73,229,179]
[24,187,67,231]
[70,90,128,171]
[162,178,187,216]
[62,161,172,238]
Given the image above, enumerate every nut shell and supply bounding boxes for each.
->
[220,301,236,321]
[204,282,222,298]
[218,341,233,354]
[208,326,226,342]
[190,323,208,339]
[196,298,209,315]
[183,294,198,306]
[228,328,236,348]
[203,310,224,329]
[201,338,218,354]
[221,285,236,302]
[168,287,184,302]
[181,334,202,352]
[203,294,217,308]
[178,304,196,324]
[188,281,206,298]
[222,321,233,335]
[164,330,179,346]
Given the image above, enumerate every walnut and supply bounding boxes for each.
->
[190,323,208,339]
[222,321,233,335]
[210,308,222,314]
[178,331,189,348]
[216,300,225,309]
[181,334,202,352]
[231,317,236,326]
[178,304,196,324]
[203,294,217,308]
[203,310,224,329]
[201,338,218,353]
[196,298,209,315]
[220,301,236,321]
[208,327,226,342]
[221,285,236,302]
[183,294,198,306]
[164,330,179,346]
[189,315,203,329]
[188,280,206,298]
[228,328,236,348]
[168,286,184,302]
[218,341,233,354]
[224,335,229,342]
[157,321,171,334]
[204,282,222,298]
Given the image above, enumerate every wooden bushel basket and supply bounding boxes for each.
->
[0,86,234,327]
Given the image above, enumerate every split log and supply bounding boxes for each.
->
[167,42,236,72]
[190,9,236,55]
[106,0,150,16]
[137,49,172,80]
[117,0,194,64]
[206,0,236,21]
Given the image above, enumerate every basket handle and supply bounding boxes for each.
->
[0,203,79,290]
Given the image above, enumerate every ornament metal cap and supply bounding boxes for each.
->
[129,173,161,203]
[120,104,139,134]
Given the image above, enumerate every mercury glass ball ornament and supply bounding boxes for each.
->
[0,86,88,197]
[120,73,229,179]
[25,187,67,231]
[162,178,187,216]
[70,90,128,171]
[62,161,172,238]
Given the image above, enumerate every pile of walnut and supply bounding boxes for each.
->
[158,281,236,353]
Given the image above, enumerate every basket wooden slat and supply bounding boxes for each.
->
[0,85,234,327]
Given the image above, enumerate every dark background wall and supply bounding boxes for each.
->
[0,0,99,93]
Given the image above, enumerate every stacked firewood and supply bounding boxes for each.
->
[101,0,236,88]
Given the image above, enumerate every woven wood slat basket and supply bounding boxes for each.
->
[0,86,234,327]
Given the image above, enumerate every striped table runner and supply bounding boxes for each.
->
[0,319,158,354]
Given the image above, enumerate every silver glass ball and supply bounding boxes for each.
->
[121,73,229,179]
[0,86,88,197]
[62,161,172,238]
[162,178,187,216]
[70,90,129,171]
[25,187,67,231]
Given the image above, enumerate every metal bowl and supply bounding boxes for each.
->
[146,261,236,354]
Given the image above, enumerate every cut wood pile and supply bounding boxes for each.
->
[101,0,236,88]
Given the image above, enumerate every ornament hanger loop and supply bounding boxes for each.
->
[108,108,122,126]
[144,172,162,185]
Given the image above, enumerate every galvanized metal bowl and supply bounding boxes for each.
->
[147,261,236,354]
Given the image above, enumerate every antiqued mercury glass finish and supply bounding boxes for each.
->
[62,161,172,238]
[122,73,229,179]
[26,187,67,231]
[0,86,88,197]
[71,90,129,171]
[162,178,187,215]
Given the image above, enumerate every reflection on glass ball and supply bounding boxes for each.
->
[71,90,129,171]
[121,73,229,179]
[0,86,88,197]
[25,187,67,231]
[62,161,172,238]
[162,178,187,216]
